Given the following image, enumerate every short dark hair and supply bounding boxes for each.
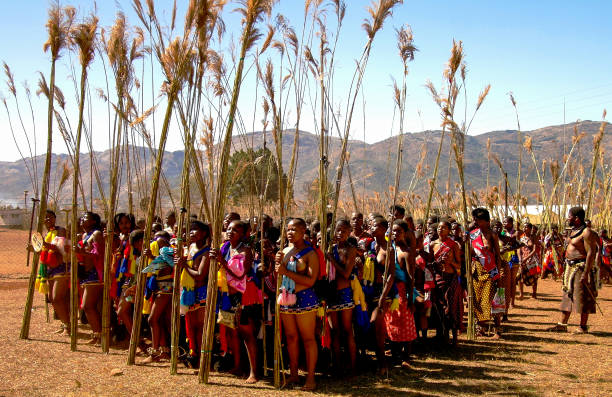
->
[129,229,145,245]
[289,217,307,229]
[393,219,409,232]
[335,219,351,230]
[569,206,585,222]
[391,205,405,216]
[46,209,56,218]
[373,216,388,230]
[472,207,490,222]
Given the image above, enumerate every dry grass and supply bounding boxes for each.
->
[1,229,611,396]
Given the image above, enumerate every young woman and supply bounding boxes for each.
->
[430,221,462,345]
[518,223,541,299]
[111,213,136,336]
[31,210,71,335]
[212,220,258,383]
[326,219,357,375]
[73,212,104,345]
[384,219,417,365]
[275,218,319,390]
[176,221,211,368]
[141,230,173,362]
[369,216,392,374]
[116,230,144,338]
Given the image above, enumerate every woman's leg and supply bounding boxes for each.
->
[329,310,341,368]
[238,319,258,383]
[82,284,103,338]
[49,278,69,326]
[148,294,171,350]
[374,306,387,373]
[295,311,318,390]
[280,313,300,384]
[117,296,133,335]
[340,308,357,373]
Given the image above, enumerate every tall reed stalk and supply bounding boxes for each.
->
[69,14,97,351]
[21,3,74,340]
[586,114,606,218]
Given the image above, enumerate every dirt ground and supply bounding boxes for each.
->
[0,229,611,396]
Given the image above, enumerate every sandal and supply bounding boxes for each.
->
[573,325,589,334]
[546,323,568,332]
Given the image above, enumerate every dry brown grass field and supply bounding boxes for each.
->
[0,229,610,396]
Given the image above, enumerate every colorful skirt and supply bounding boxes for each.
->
[327,287,355,312]
[80,266,102,285]
[472,260,494,322]
[181,284,207,313]
[47,262,69,279]
[435,272,462,330]
[384,281,417,342]
[279,288,320,314]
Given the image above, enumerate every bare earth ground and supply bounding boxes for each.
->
[0,229,611,397]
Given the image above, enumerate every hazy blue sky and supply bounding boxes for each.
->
[1,0,611,162]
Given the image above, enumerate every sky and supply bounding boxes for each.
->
[1,0,611,163]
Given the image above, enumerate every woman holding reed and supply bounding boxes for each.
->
[275,218,319,390]
[176,221,211,368]
[212,220,257,383]
[326,219,358,375]
[73,212,104,345]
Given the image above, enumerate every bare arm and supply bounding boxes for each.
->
[277,250,319,288]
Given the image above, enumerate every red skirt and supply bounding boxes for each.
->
[384,281,417,342]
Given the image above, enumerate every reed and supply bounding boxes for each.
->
[67,14,97,351]
[128,0,196,365]
[586,113,606,218]
[199,0,274,383]
[21,2,74,340]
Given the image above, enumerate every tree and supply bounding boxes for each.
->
[227,147,289,204]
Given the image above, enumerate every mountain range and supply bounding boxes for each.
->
[0,121,608,211]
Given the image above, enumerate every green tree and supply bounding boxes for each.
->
[227,147,289,204]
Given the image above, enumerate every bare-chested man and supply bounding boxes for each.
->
[549,207,598,333]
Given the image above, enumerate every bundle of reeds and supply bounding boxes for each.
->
[198,0,274,383]
[427,40,490,340]
[127,0,197,365]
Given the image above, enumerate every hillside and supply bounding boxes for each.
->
[0,121,607,210]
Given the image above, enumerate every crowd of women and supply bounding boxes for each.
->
[30,204,609,390]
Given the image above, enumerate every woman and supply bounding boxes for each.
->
[369,216,393,373]
[518,223,541,299]
[383,219,417,365]
[326,219,357,375]
[212,220,258,383]
[275,218,319,390]
[73,212,104,345]
[141,230,173,363]
[111,213,136,338]
[430,221,462,345]
[31,210,71,335]
[176,221,211,368]
[116,230,144,339]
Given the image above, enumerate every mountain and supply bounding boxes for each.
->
[0,121,608,211]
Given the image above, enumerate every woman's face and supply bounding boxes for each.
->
[118,216,132,234]
[81,213,94,230]
[392,224,406,243]
[286,221,304,244]
[437,223,450,240]
[226,221,243,244]
[44,213,56,230]
[370,221,385,238]
[189,228,205,244]
[334,224,350,243]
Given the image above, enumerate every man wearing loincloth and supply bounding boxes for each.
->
[549,207,598,333]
